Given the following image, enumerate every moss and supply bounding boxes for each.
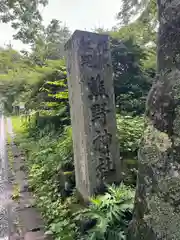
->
[144,122,172,152]
[12,183,20,201]
[130,117,180,239]
[139,121,172,168]
[145,195,180,239]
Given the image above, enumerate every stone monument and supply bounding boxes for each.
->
[65,30,120,199]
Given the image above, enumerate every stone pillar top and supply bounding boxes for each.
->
[64,30,109,50]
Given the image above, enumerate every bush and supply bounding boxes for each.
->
[76,184,135,240]
[13,115,137,240]
[116,115,144,186]
[116,114,144,156]
[16,124,75,239]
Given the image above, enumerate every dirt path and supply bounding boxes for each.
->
[6,117,49,240]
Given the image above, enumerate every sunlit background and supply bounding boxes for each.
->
[0,0,121,51]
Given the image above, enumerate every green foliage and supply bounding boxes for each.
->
[26,59,69,113]
[111,37,153,115]
[116,115,144,186]
[117,0,149,24]
[107,0,156,116]
[95,24,156,117]
[0,17,71,115]
[15,123,75,239]
[2,6,156,239]
[1,22,155,117]
[116,0,157,61]
[0,1,162,239]
[116,115,144,155]
[31,19,71,62]
[11,115,26,134]
[13,114,136,240]
[0,46,69,117]
[0,0,48,43]
[57,127,73,169]
[76,184,135,240]
[117,0,157,39]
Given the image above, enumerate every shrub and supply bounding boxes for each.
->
[14,116,137,240]
[116,114,144,156]
[76,184,135,240]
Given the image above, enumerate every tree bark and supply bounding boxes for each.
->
[128,0,180,239]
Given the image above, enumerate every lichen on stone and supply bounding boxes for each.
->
[140,121,172,165]
[145,194,180,240]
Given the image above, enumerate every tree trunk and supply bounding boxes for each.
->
[128,0,180,239]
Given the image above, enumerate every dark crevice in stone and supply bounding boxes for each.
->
[30,227,41,232]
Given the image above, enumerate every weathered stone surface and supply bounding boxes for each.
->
[65,30,120,198]
[18,207,44,232]
[24,231,46,240]
[10,233,21,240]
[129,0,180,239]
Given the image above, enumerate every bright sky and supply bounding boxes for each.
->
[0,0,121,51]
